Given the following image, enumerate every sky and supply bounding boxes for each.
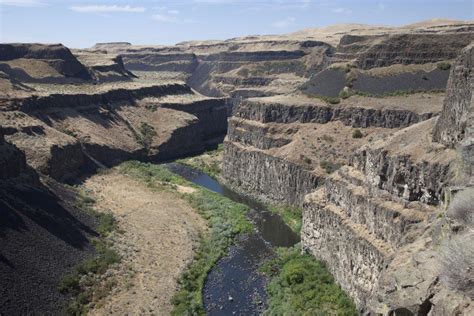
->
[0,0,473,48]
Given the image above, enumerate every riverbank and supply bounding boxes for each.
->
[110,161,252,314]
[66,160,356,315]
[81,166,207,315]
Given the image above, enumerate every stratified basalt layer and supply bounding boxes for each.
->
[0,83,228,180]
[223,141,321,206]
[302,188,395,310]
[352,118,456,204]
[227,118,291,150]
[336,32,474,69]
[3,83,192,112]
[433,43,474,147]
[235,95,438,128]
[122,53,198,73]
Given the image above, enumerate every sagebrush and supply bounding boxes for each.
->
[440,232,474,298]
[447,188,474,226]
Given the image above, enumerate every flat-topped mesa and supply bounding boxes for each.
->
[74,51,137,82]
[0,43,92,82]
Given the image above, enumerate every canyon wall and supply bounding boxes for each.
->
[221,30,474,314]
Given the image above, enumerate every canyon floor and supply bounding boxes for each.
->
[83,171,205,315]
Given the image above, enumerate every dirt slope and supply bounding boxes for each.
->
[83,171,206,315]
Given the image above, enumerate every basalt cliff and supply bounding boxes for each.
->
[1,19,473,314]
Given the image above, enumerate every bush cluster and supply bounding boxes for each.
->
[352,129,363,139]
[447,188,474,226]
[261,247,357,315]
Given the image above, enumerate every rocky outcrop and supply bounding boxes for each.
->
[227,118,291,150]
[122,53,198,73]
[300,43,473,314]
[235,98,436,128]
[75,52,137,82]
[0,128,36,183]
[223,141,321,206]
[433,43,473,146]
[3,83,192,112]
[160,98,228,141]
[337,33,474,69]
[0,43,92,81]
[351,119,455,205]
[302,186,396,310]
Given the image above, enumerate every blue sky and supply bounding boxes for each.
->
[0,0,472,48]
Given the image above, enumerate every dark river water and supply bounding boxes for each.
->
[166,163,299,315]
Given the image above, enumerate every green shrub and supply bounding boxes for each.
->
[437,62,451,71]
[321,135,334,143]
[352,129,363,139]
[177,145,223,179]
[136,122,157,150]
[339,90,352,99]
[75,191,116,237]
[320,160,340,174]
[262,247,357,315]
[307,94,341,105]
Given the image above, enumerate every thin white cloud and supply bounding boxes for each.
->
[152,13,197,24]
[69,5,146,13]
[168,9,179,14]
[0,0,46,7]
[332,7,352,14]
[272,17,295,28]
[152,14,177,22]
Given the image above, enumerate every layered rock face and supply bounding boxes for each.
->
[336,32,474,69]
[223,93,445,207]
[220,22,473,315]
[433,43,473,146]
[433,43,474,185]
[0,44,229,181]
[0,43,92,81]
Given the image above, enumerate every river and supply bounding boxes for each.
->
[166,163,299,315]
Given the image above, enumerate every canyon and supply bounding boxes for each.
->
[1,19,473,315]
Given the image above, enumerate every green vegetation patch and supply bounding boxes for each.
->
[437,62,451,71]
[135,122,157,151]
[60,191,120,315]
[268,205,302,234]
[116,161,252,315]
[320,160,341,174]
[119,160,186,187]
[262,246,357,316]
[177,144,224,179]
[307,94,341,105]
[352,129,363,139]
